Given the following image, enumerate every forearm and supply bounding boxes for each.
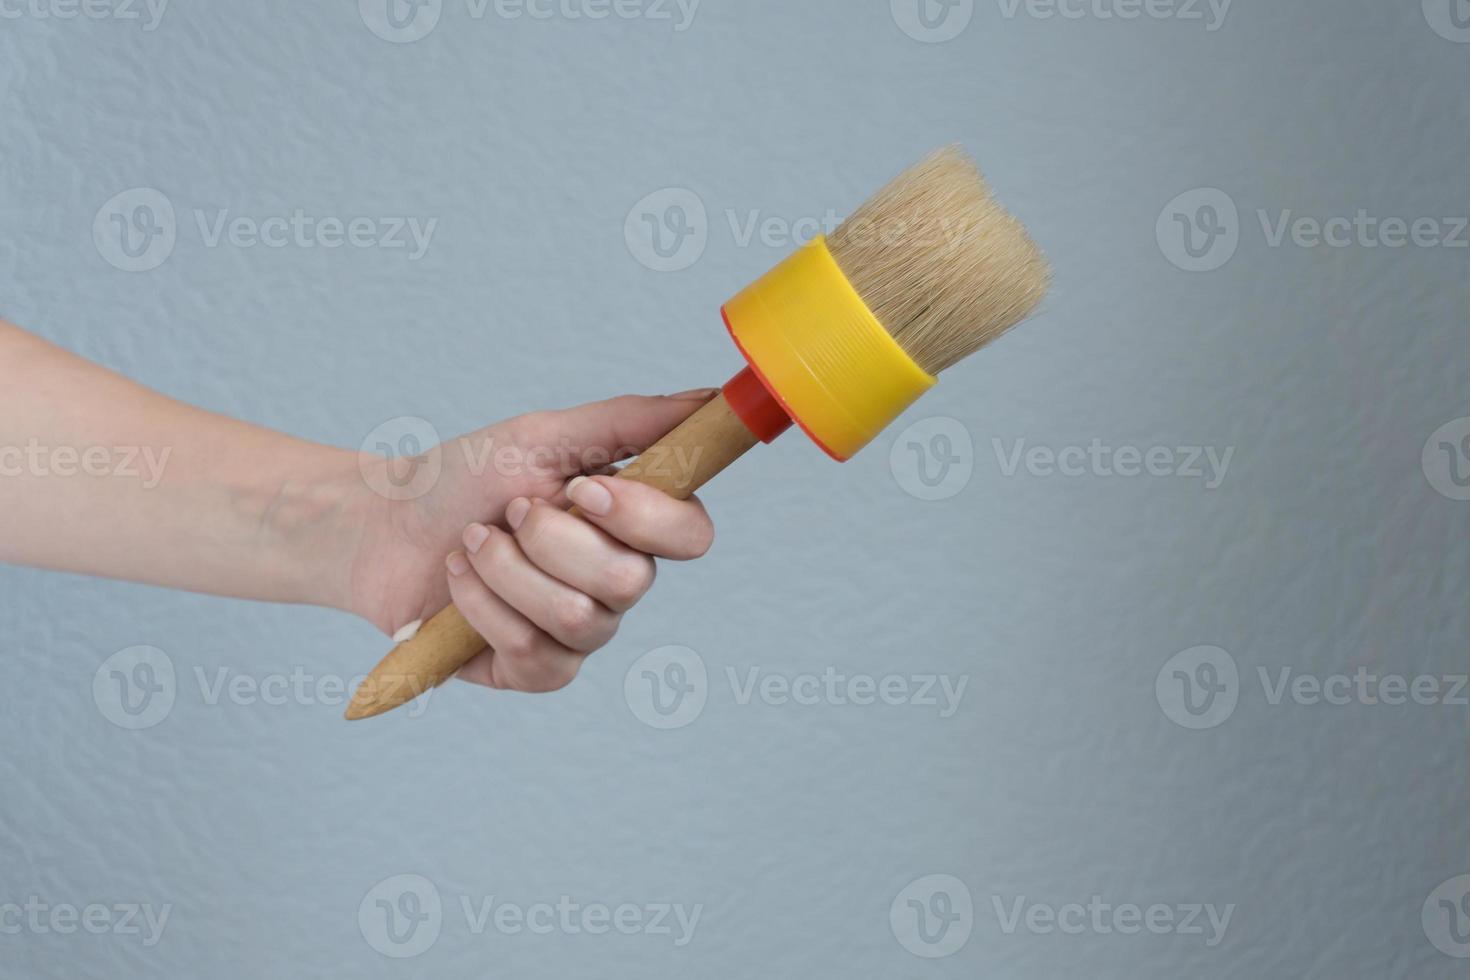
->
[0,322,364,610]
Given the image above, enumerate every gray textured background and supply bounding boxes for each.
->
[2,0,1468,976]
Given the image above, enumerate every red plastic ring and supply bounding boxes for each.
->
[722,364,793,444]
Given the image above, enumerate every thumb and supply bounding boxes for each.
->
[528,388,721,477]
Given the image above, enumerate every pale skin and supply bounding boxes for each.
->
[0,321,717,693]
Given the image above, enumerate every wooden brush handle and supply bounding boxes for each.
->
[345,392,760,719]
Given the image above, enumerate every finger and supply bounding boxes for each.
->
[507,498,657,613]
[461,523,621,653]
[565,475,715,561]
[445,552,583,693]
[512,390,720,477]
[455,647,502,690]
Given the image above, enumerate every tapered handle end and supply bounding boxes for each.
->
[346,605,485,719]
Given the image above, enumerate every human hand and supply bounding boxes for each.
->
[346,391,719,692]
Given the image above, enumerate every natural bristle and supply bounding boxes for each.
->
[828,147,1050,375]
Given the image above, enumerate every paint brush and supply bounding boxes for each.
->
[346,146,1050,720]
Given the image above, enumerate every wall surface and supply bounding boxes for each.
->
[1,1,1468,976]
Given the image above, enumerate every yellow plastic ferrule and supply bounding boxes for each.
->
[721,235,937,461]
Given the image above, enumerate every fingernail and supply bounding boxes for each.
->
[505,497,530,531]
[446,551,471,576]
[667,387,720,401]
[567,475,613,516]
[462,523,491,555]
[392,619,423,643]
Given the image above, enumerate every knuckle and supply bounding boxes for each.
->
[684,518,715,559]
[552,592,601,645]
[503,412,557,456]
[449,573,489,613]
[609,394,649,416]
[515,503,556,555]
[482,526,519,566]
[511,410,553,439]
[604,556,655,606]
[496,626,540,663]
[536,660,581,693]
